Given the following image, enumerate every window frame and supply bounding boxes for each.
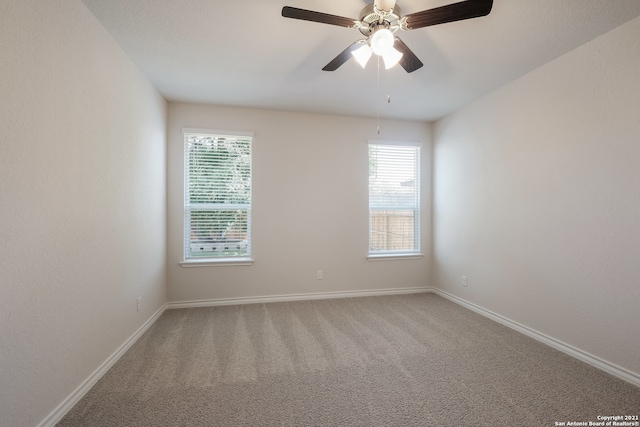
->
[180,128,254,267]
[367,140,423,260]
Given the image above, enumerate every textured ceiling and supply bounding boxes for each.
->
[83,0,640,121]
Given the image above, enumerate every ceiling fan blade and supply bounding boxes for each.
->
[394,38,423,73]
[404,0,493,30]
[322,42,362,71]
[282,6,357,28]
[374,0,397,14]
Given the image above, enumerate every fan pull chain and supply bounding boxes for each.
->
[377,56,381,134]
[375,57,394,134]
[385,56,392,105]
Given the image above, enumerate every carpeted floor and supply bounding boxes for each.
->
[58,293,640,426]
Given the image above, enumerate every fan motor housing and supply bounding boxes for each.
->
[357,3,403,36]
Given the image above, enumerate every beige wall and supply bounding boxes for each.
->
[167,103,432,302]
[0,1,167,425]
[433,16,640,376]
[4,1,638,424]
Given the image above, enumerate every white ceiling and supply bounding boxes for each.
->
[83,0,640,121]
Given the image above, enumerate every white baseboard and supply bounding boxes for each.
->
[431,289,640,388]
[39,288,429,426]
[39,285,639,427]
[38,304,167,427]
[167,286,433,309]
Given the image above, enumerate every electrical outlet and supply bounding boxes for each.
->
[462,276,468,287]
[137,297,142,312]
[316,270,323,280]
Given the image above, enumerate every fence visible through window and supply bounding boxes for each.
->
[370,210,415,251]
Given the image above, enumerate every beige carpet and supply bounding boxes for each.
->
[58,293,640,426]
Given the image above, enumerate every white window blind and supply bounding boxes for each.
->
[368,141,421,255]
[184,131,252,261]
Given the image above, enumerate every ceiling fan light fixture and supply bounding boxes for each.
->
[382,46,403,69]
[370,28,395,56]
[282,0,493,74]
[352,44,373,68]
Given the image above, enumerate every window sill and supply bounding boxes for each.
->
[180,258,254,267]
[367,253,424,261]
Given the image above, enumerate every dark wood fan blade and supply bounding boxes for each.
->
[322,42,362,71]
[282,6,356,28]
[394,38,423,73]
[404,0,493,30]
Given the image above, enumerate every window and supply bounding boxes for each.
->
[183,129,252,264]
[368,141,421,257]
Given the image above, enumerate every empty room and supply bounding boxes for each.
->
[2,0,640,426]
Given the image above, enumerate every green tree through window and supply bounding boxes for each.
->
[184,132,252,259]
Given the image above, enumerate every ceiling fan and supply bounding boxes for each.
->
[282,0,493,73]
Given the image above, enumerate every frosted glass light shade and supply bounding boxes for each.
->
[352,44,373,68]
[370,28,395,56]
[382,46,403,69]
